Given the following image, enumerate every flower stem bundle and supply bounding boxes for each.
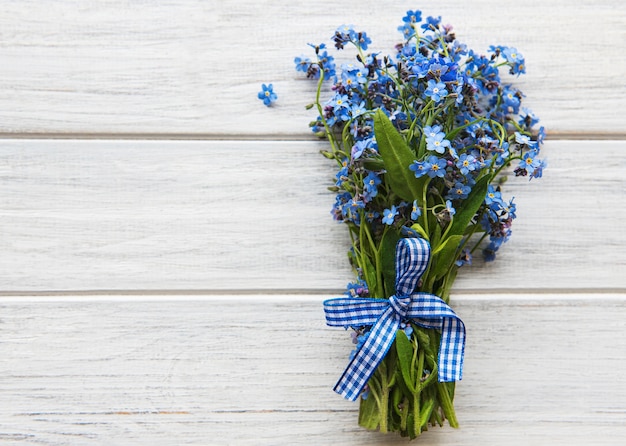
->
[294,9,545,439]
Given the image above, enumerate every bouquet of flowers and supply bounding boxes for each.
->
[265,8,545,439]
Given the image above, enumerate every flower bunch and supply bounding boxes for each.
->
[294,9,545,439]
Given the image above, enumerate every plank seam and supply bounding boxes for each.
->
[0,288,624,297]
[0,132,624,141]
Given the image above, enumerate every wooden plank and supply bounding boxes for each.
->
[1,139,624,292]
[1,294,625,445]
[0,0,624,136]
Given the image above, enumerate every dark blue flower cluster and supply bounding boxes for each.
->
[294,10,545,267]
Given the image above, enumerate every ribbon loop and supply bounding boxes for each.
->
[323,238,465,401]
[395,238,430,295]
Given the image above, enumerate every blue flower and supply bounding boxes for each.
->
[331,192,351,221]
[427,62,449,79]
[485,185,505,210]
[502,86,521,114]
[356,32,372,51]
[446,182,471,200]
[365,210,380,222]
[382,206,398,225]
[483,237,504,262]
[519,149,540,174]
[342,67,368,88]
[502,47,523,64]
[519,108,539,127]
[400,321,413,338]
[398,23,416,40]
[537,126,546,145]
[425,131,451,154]
[456,153,478,175]
[345,197,365,214]
[514,132,531,146]
[333,24,356,50]
[410,159,431,178]
[411,200,422,220]
[511,60,526,75]
[294,56,312,73]
[351,140,367,159]
[351,137,375,159]
[424,79,448,102]
[455,249,472,267]
[445,200,456,217]
[258,83,277,106]
[502,47,525,75]
[421,15,441,31]
[349,330,368,359]
[328,94,351,121]
[349,101,367,119]
[530,158,547,180]
[401,226,420,238]
[363,171,381,199]
[402,10,422,24]
[423,124,443,139]
[345,279,368,297]
[425,155,447,178]
[453,82,464,104]
[311,49,336,80]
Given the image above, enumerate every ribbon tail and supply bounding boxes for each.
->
[407,293,466,383]
[333,307,399,401]
[438,316,465,382]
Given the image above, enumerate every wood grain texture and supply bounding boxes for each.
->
[0,1,623,445]
[1,139,624,292]
[0,0,624,136]
[1,294,625,445]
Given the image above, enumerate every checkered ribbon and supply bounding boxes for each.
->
[323,238,465,401]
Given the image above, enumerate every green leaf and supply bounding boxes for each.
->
[463,223,483,236]
[395,330,416,394]
[419,392,437,430]
[410,223,429,240]
[362,157,385,171]
[358,392,381,430]
[437,382,459,428]
[373,109,424,202]
[430,235,463,280]
[447,174,490,237]
[380,229,401,297]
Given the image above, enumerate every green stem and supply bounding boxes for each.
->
[421,179,431,236]
[313,68,340,155]
[378,360,389,433]
[437,382,459,428]
[413,347,425,436]
[469,231,490,255]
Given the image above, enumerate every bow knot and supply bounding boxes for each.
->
[323,238,465,401]
[388,294,410,319]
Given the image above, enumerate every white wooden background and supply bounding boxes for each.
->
[1,1,625,445]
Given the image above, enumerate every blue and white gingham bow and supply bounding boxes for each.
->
[323,237,465,401]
